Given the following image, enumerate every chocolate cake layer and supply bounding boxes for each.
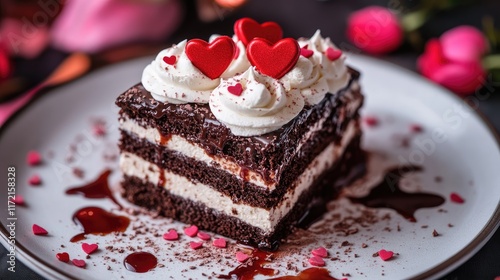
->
[121,133,366,250]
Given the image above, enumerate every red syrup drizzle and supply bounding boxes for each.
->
[271,268,339,280]
[65,169,122,208]
[349,165,445,222]
[217,249,275,280]
[124,252,158,273]
[70,206,130,242]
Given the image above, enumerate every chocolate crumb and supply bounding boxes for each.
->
[372,252,379,257]
[361,243,368,248]
[432,229,439,237]
[421,225,428,229]
[448,223,454,227]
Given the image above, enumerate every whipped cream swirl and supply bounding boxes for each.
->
[209,34,250,78]
[210,67,304,136]
[141,40,219,104]
[281,30,350,105]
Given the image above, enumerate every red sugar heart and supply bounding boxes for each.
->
[247,38,300,79]
[32,224,48,235]
[184,225,198,237]
[235,252,249,263]
[163,229,179,241]
[185,36,235,80]
[410,124,423,133]
[28,174,42,186]
[326,47,342,61]
[162,55,176,65]
[311,247,328,258]
[82,243,98,254]
[234,17,283,46]
[227,83,243,96]
[72,259,86,268]
[378,249,394,261]
[213,238,227,248]
[308,256,325,267]
[364,116,379,127]
[10,195,24,205]
[56,252,70,262]
[197,231,211,240]
[300,46,314,58]
[450,192,465,203]
[190,241,203,250]
[27,150,42,166]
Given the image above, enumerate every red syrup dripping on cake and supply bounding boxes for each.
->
[271,268,339,280]
[65,169,122,208]
[70,206,130,242]
[217,249,275,279]
[123,252,158,273]
[349,166,445,222]
[159,133,172,145]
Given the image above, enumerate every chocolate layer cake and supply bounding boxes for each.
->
[116,18,365,250]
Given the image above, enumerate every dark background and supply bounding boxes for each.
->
[1,0,499,279]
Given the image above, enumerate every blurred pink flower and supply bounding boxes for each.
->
[418,38,486,96]
[0,46,12,81]
[347,6,403,55]
[440,26,488,63]
[0,18,50,59]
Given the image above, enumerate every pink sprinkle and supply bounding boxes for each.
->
[300,47,314,58]
[163,229,179,241]
[197,231,211,240]
[378,249,394,261]
[326,47,342,61]
[92,124,106,136]
[72,259,86,268]
[308,256,325,267]
[27,150,42,166]
[184,225,198,237]
[56,252,70,262]
[32,224,48,235]
[190,241,203,250]
[410,124,423,133]
[28,174,42,186]
[311,247,328,258]
[236,252,249,263]
[213,238,227,248]
[10,195,24,205]
[450,192,465,203]
[82,243,98,254]
[364,116,379,127]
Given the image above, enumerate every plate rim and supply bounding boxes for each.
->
[1,54,499,280]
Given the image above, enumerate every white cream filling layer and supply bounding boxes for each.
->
[120,121,357,233]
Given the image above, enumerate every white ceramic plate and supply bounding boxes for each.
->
[1,55,499,280]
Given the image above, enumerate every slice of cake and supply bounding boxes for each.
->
[116,18,365,250]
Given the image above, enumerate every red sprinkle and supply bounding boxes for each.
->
[163,229,179,241]
[326,47,342,61]
[450,192,465,204]
[197,231,211,240]
[213,238,227,248]
[236,252,249,263]
[184,225,199,237]
[363,116,379,127]
[56,252,70,262]
[308,256,325,267]
[82,243,98,254]
[300,46,314,58]
[227,83,243,96]
[27,151,42,166]
[190,241,203,250]
[311,247,328,258]
[92,124,106,136]
[378,249,394,261]
[163,55,177,65]
[32,224,48,235]
[28,175,42,186]
[72,259,86,268]
[10,195,24,205]
[410,124,423,133]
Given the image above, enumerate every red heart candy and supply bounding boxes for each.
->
[450,192,465,203]
[184,225,199,237]
[27,150,42,166]
[235,252,249,263]
[311,247,328,258]
[378,249,394,261]
[32,224,48,235]
[197,231,211,240]
[72,259,86,268]
[213,238,227,248]
[10,195,24,205]
[56,252,70,262]
[227,83,243,96]
[326,47,342,61]
[28,174,42,186]
[82,243,98,254]
[185,36,235,79]
[190,241,203,250]
[162,55,176,65]
[247,38,300,79]
[308,256,325,267]
[163,229,179,241]
[300,46,314,58]
[234,17,283,46]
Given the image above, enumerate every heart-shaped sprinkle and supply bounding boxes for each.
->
[185,36,235,79]
[213,238,227,248]
[247,38,300,79]
[236,252,249,263]
[378,249,394,261]
[27,150,42,166]
[326,47,342,61]
[10,195,24,205]
[410,124,423,133]
[190,241,203,250]
[162,55,176,65]
[308,256,325,267]
[234,17,283,46]
[72,259,86,268]
[56,252,70,262]
[32,224,48,235]
[363,116,379,127]
[197,232,211,240]
[450,192,465,203]
[227,83,243,96]
[300,46,314,58]
[163,229,179,241]
[82,243,98,254]
[28,174,42,186]
[184,225,198,237]
[311,247,328,258]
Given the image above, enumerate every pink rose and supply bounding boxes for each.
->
[440,26,488,63]
[418,38,486,96]
[347,6,404,55]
